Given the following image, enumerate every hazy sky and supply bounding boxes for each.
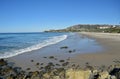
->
[0,0,120,32]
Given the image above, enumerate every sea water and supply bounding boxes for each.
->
[0,32,68,58]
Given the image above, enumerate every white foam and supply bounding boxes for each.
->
[0,35,67,59]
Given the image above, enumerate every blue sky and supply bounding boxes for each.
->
[0,0,120,32]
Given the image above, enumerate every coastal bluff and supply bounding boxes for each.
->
[44,24,120,33]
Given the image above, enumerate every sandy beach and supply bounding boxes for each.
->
[5,32,120,71]
[70,32,120,66]
[1,32,120,79]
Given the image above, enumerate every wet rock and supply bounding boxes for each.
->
[60,46,68,49]
[56,64,61,66]
[0,59,7,66]
[36,63,40,66]
[13,67,22,73]
[43,57,47,58]
[59,60,65,63]
[41,63,44,65]
[31,60,34,62]
[93,73,100,79]
[43,62,55,72]
[40,67,44,69]
[62,62,69,66]
[57,68,65,73]
[26,68,31,71]
[109,68,120,79]
[31,71,39,78]
[68,49,76,53]
[68,50,72,53]
[49,56,54,59]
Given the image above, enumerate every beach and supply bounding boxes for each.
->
[1,32,120,79]
[5,32,120,70]
[70,32,120,66]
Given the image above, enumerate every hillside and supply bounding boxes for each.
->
[45,24,120,33]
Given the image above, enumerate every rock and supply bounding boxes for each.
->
[110,75,117,79]
[31,60,34,62]
[31,71,39,79]
[56,64,61,66]
[31,76,40,79]
[60,46,68,49]
[49,56,54,59]
[41,63,44,65]
[26,68,31,71]
[68,50,72,53]
[62,62,69,66]
[109,68,120,79]
[66,69,91,79]
[36,63,40,66]
[98,71,110,79]
[59,60,65,63]
[53,76,60,79]
[0,59,7,66]
[43,73,50,79]
[43,57,47,58]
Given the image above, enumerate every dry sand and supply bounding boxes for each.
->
[70,32,120,67]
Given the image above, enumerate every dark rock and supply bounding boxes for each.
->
[62,62,69,66]
[26,68,31,71]
[40,67,44,69]
[60,46,68,49]
[94,73,100,79]
[0,59,7,66]
[56,64,61,66]
[41,63,44,65]
[49,56,54,59]
[36,63,39,66]
[59,60,65,63]
[68,50,72,53]
[31,60,34,62]
[109,68,120,79]
[43,57,47,58]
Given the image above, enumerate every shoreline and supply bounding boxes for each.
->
[70,32,120,66]
[5,32,120,69]
[6,33,103,71]
[1,32,120,79]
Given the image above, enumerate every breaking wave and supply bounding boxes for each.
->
[0,35,67,59]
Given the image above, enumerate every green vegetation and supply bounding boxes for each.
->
[45,24,120,33]
[102,28,120,33]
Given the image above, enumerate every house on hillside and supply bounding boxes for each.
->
[99,26,111,29]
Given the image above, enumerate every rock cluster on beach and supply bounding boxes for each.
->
[0,59,120,79]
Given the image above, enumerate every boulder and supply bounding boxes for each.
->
[66,69,91,79]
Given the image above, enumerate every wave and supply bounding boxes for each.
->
[0,37,14,40]
[0,35,67,59]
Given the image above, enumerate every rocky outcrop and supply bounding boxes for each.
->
[0,59,120,79]
[66,69,91,79]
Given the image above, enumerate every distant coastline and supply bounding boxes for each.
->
[45,24,120,33]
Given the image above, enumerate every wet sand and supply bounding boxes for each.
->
[6,32,120,71]
[70,32,120,67]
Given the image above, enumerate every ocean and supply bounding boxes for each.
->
[0,32,68,59]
